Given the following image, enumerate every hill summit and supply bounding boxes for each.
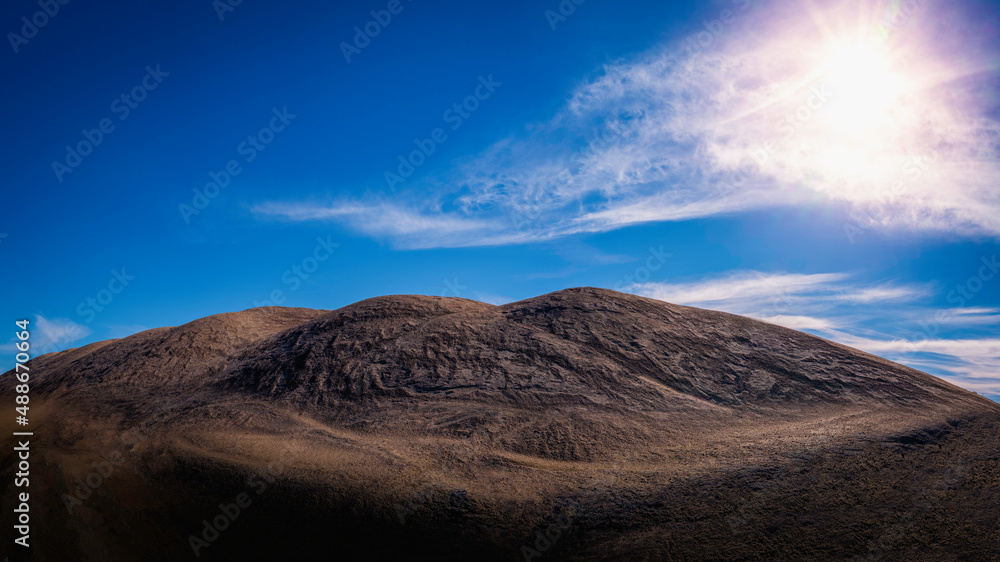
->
[4,288,999,561]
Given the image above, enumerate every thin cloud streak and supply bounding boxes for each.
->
[758,314,839,331]
[32,315,92,356]
[629,271,850,311]
[252,201,500,249]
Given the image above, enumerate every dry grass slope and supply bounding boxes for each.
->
[2,288,998,561]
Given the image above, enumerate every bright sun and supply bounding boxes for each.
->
[780,38,922,200]
[821,43,906,133]
[731,5,948,208]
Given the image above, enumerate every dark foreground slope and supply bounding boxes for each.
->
[2,288,999,561]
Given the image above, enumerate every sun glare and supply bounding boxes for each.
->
[821,43,906,133]
[774,36,924,199]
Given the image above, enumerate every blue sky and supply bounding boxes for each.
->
[2,0,999,401]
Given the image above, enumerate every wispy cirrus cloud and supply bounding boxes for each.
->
[628,270,931,320]
[757,314,839,331]
[832,333,1000,357]
[630,271,850,314]
[0,315,92,357]
[256,0,1000,248]
[252,201,501,248]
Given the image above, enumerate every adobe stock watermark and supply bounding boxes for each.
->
[394,481,440,525]
[340,0,414,64]
[543,0,587,31]
[896,254,998,349]
[865,464,964,560]
[510,117,632,232]
[520,511,574,561]
[439,278,467,298]
[252,236,340,307]
[843,150,938,244]
[613,245,672,291]
[840,3,929,244]
[510,119,630,232]
[392,440,502,537]
[33,321,87,357]
[62,425,150,514]
[748,81,834,168]
[76,268,136,324]
[702,80,832,196]
[727,481,788,536]
[189,442,307,557]
[681,0,753,56]
[51,65,170,183]
[572,120,628,171]
[946,255,998,308]
[519,473,618,561]
[7,0,71,54]
[178,107,296,223]
[212,0,243,22]
[384,74,501,192]
[876,0,928,43]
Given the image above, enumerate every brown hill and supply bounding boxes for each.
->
[2,288,999,561]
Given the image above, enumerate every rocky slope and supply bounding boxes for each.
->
[2,288,998,561]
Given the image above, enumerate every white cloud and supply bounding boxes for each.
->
[252,201,501,249]
[834,334,1000,357]
[32,315,91,356]
[925,308,1000,328]
[833,285,932,303]
[628,270,905,327]
[255,1,1000,248]
[630,271,849,314]
[470,292,514,306]
[951,307,1000,316]
[758,315,839,331]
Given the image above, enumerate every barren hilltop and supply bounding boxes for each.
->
[3,288,999,560]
